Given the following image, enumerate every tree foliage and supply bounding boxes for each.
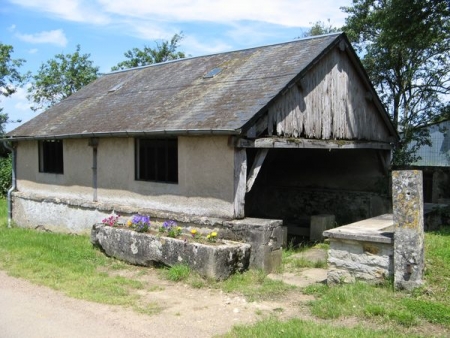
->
[0,154,11,196]
[0,43,25,98]
[302,19,341,37]
[28,45,99,111]
[342,0,450,165]
[0,43,25,135]
[111,33,186,71]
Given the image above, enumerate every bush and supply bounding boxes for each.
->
[0,155,12,197]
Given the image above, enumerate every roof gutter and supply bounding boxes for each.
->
[2,128,241,141]
[2,141,16,228]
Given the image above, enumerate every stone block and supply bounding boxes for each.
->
[223,218,284,273]
[327,269,355,285]
[310,214,335,241]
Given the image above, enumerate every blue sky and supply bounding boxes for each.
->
[1,0,352,132]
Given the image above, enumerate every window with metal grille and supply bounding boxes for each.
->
[39,140,64,174]
[135,138,178,183]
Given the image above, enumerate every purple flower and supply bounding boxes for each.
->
[132,214,150,225]
[163,220,177,229]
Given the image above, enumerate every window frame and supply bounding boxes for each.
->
[38,139,64,174]
[135,137,178,184]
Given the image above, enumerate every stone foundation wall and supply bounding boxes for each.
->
[327,238,393,284]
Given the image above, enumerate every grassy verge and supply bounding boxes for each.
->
[302,227,450,327]
[0,200,159,313]
[222,317,423,338]
[223,227,450,337]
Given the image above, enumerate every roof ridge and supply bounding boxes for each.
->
[105,32,344,76]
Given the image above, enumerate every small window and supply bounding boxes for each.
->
[135,138,178,183]
[39,140,64,174]
[203,67,222,79]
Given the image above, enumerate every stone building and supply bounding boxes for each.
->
[4,33,398,243]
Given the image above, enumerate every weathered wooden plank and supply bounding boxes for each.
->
[265,46,391,142]
[246,149,269,193]
[237,137,392,150]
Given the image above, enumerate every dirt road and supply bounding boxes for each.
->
[0,269,320,338]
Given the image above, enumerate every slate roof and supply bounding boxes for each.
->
[6,33,388,140]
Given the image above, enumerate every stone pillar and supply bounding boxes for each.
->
[392,170,425,290]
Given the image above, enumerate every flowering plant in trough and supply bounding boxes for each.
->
[206,231,218,242]
[93,214,250,280]
[159,220,182,238]
[127,214,150,233]
[100,213,223,244]
[102,214,121,227]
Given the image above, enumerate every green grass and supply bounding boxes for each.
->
[216,269,295,301]
[221,317,423,338]
[162,264,191,281]
[280,242,328,272]
[299,228,450,329]
[0,225,143,306]
[0,199,149,309]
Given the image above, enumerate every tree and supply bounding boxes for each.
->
[112,33,186,71]
[28,45,99,111]
[342,0,450,165]
[0,43,25,135]
[0,154,11,196]
[302,19,341,37]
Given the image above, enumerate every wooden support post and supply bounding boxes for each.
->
[233,149,247,218]
[246,149,268,193]
[392,170,425,290]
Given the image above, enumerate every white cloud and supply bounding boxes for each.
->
[28,48,38,54]
[15,29,68,47]
[9,0,110,25]
[99,0,350,28]
[182,36,233,56]
[10,0,350,29]
[121,19,175,41]
[8,0,351,51]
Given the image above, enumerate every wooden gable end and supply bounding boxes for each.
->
[266,46,391,142]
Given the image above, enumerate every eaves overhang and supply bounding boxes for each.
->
[2,128,242,141]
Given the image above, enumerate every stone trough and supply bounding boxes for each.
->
[323,214,394,285]
[91,224,251,280]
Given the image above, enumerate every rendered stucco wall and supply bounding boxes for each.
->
[16,139,93,199]
[13,136,237,231]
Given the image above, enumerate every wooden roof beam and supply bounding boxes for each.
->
[236,137,393,150]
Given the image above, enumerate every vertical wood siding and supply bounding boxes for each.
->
[267,48,390,142]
